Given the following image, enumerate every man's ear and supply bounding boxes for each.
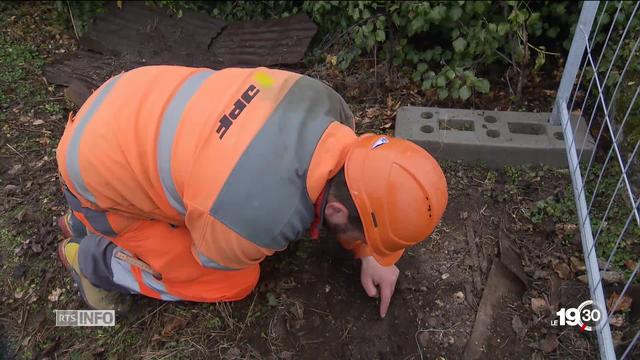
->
[324,201,349,226]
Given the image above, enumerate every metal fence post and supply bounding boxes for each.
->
[550,1,600,125]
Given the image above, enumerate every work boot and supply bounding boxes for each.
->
[57,212,73,239]
[57,211,87,239]
[57,238,132,313]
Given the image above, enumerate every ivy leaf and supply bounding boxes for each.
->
[416,62,428,73]
[474,78,490,93]
[436,75,447,88]
[446,69,456,80]
[449,6,462,21]
[422,79,433,90]
[375,29,386,42]
[459,85,472,101]
[437,88,449,100]
[452,37,467,53]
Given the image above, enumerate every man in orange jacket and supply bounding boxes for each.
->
[55,66,447,318]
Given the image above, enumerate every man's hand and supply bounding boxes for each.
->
[360,256,399,318]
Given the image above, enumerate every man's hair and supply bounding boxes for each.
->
[329,169,364,233]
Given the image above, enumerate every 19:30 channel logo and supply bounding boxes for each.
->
[551,300,602,332]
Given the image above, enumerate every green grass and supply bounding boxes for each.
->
[0,35,45,111]
[529,162,640,275]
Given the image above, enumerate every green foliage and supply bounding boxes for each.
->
[0,35,44,110]
[305,1,578,100]
[584,2,640,151]
[53,1,107,35]
[529,163,640,275]
[52,1,584,101]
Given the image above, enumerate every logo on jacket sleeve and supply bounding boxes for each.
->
[216,84,260,139]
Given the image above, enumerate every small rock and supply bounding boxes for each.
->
[32,119,45,126]
[531,297,548,313]
[441,273,450,280]
[453,291,465,304]
[325,284,331,293]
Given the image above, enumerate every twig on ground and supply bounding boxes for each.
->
[235,291,258,343]
[414,322,460,360]
[6,144,24,158]
[339,322,353,342]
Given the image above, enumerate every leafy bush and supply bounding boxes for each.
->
[54,1,583,101]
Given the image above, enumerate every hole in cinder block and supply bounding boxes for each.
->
[508,122,546,135]
[421,112,434,119]
[486,129,500,138]
[484,115,497,123]
[439,119,475,131]
[420,125,434,133]
[554,131,564,141]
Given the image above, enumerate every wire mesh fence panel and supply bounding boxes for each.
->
[554,1,640,359]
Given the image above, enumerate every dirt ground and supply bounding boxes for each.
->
[0,3,619,360]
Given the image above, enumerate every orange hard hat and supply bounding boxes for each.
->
[344,134,448,266]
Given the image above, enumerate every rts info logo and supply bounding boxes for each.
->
[551,300,602,332]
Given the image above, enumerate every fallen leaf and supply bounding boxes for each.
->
[8,164,22,176]
[610,314,625,327]
[48,288,63,302]
[570,256,586,272]
[453,291,465,304]
[161,316,187,337]
[553,262,572,279]
[4,184,18,193]
[531,297,548,313]
[224,347,241,360]
[624,259,637,271]
[32,119,45,126]
[607,292,632,312]
[540,335,559,353]
[511,315,527,338]
[14,289,25,299]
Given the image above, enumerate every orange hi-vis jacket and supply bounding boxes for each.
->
[56,66,357,302]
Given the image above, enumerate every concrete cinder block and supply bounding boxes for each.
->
[395,106,595,168]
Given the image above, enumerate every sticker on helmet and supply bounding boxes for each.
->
[371,137,389,150]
